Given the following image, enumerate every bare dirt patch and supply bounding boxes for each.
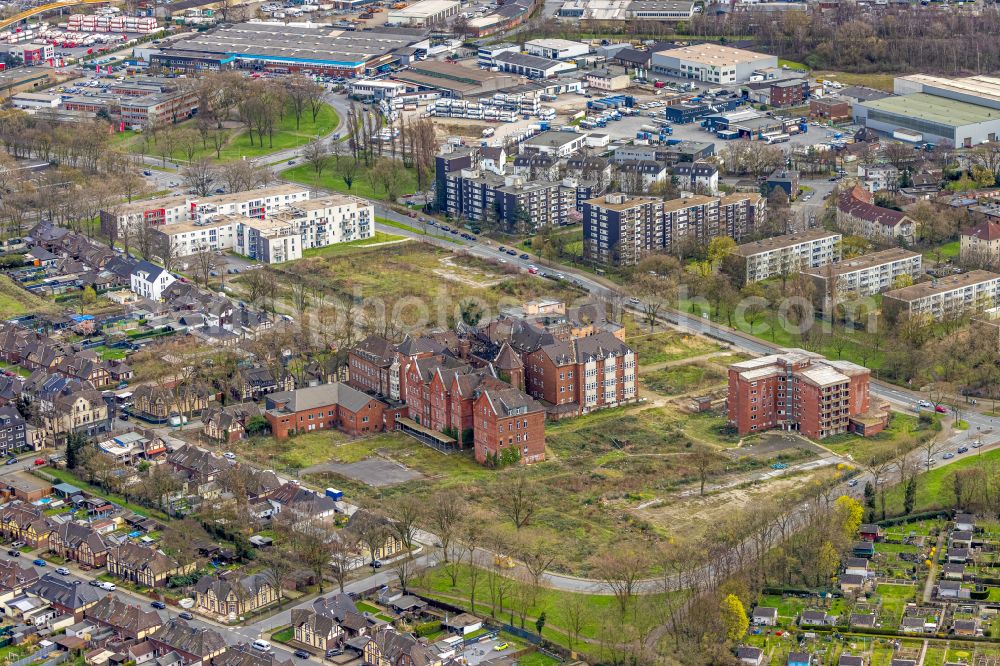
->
[432,255,505,288]
[629,467,839,541]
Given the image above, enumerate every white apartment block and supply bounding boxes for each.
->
[100,185,311,239]
[883,270,1000,321]
[238,218,302,264]
[734,230,842,283]
[804,248,923,301]
[148,193,373,263]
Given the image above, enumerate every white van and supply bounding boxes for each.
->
[252,640,271,653]
[99,582,117,591]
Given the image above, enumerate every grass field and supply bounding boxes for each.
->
[413,563,672,645]
[883,446,1000,515]
[253,242,584,323]
[300,403,755,574]
[641,362,726,396]
[301,231,406,258]
[677,297,885,373]
[624,319,724,366]
[822,413,934,463]
[0,275,57,316]
[131,103,338,163]
[282,159,419,201]
[814,71,897,92]
[923,240,961,264]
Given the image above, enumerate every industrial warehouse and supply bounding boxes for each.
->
[149,22,430,76]
[853,74,1000,147]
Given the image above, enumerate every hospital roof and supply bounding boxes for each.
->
[860,93,1000,128]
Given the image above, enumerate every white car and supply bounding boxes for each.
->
[918,400,933,409]
[223,452,236,460]
[252,640,271,653]
[99,581,116,591]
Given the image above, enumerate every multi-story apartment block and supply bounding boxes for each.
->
[960,221,1000,268]
[582,194,664,266]
[0,406,27,456]
[837,185,915,243]
[882,270,1000,322]
[583,192,765,266]
[443,169,573,230]
[727,349,884,440]
[237,218,302,264]
[673,161,719,194]
[100,185,310,239]
[803,248,923,303]
[148,193,372,263]
[734,230,842,283]
[524,331,638,417]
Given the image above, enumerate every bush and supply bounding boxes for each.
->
[413,620,441,637]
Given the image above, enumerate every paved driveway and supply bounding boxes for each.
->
[301,458,421,487]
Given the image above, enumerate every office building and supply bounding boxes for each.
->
[882,270,1000,322]
[494,52,576,79]
[727,349,883,440]
[803,248,923,302]
[651,44,777,84]
[733,230,842,283]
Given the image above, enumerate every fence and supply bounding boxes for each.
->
[9,643,57,666]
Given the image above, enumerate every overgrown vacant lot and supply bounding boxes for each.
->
[622,323,724,366]
[299,404,813,574]
[641,361,727,396]
[0,275,57,316]
[255,243,585,324]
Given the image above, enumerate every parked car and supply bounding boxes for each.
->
[98,581,116,591]
[294,650,310,659]
[935,405,948,414]
[325,649,343,658]
[371,560,383,569]
[55,567,70,575]
[89,580,100,586]
[6,549,19,557]
[32,559,46,567]
[151,601,166,609]
[972,439,983,448]
[252,640,271,653]
[847,479,859,487]
[5,457,17,466]
[519,253,529,260]
[957,446,969,454]
[179,611,194,620]
[918,400,933,408]
[494,643,509,652]
[11,541,24,549]
[33,458,45,466]
[943,452,955,460]
[223,452,236,460]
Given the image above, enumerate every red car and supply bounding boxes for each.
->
[935,405,948,414]
[33,458,45,466]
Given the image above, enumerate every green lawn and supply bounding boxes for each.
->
[677,298,885,373]
[874,583,918,625]
[282,159,419,200]
[376,216,458,244]
[0,275,57,316]
[625,321,724,366]
[822,413,934,463]
[0,360,31,377]
[300,231,406,258]
[883,447,1000,515]
[413,563,672,646]
[641,362,726,396]
[135,103,338,163]
[923,240,960,264]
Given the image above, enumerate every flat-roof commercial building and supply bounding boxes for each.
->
[392,61,522,98]
[854,92,1000,148]
[651,44,777,84]
[521,130,589,157]
[625,0,695,20]
[727,349,882,439]
[524,39,590,60]
[387,0,459,26]
[803,248,923,304]
[583,192,766,266]
[882,270,1000,322]
[151,22,429,77]
[733,229,842,283]
[494,52,576,79]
